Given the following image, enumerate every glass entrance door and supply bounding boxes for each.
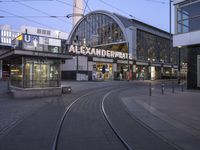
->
[33,63,48,87]
[24,58,60,88]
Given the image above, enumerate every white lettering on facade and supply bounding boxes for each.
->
[102,50,107,57]
[96,49,101,56]
[68,45,132,60]
[91,48,96,55]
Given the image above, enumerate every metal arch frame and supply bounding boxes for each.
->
[67,10,129,46]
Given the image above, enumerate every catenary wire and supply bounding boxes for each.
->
[98,0,138,19]
[56,0,90,14]
[0,15,68,18]
[83,0,89,15]
[0,0,53,2]
[0,9,66,31]
[145,0,168,4]
[83,0,92,12]
[4,0,72,25]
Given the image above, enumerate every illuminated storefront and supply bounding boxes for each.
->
[0,33,71,88]
[62,10,177,81]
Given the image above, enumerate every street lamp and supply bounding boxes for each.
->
[160,59,164,79]
[148,58,151,80]
[178,46,182,84]
[127,42,130,81]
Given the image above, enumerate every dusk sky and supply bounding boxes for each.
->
[0,0,174,33]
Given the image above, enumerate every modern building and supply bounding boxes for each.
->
[62,10,178,81]
[0,25,21,79]
[0,25,21,46]
[0,33,71,98]
[20,26,68,40]
[0,25,69,80]
[173,0,200,89]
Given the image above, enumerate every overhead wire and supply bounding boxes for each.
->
[97,0,169,29]
[0,9,65,31]
[0,0,53,2]
[56,0,89,14]
[83,0,89,15]
[3,0,72,25]
[98,0,138,19]
[83,0,92,12]
[145,0,167,4]
[0,15,68,18]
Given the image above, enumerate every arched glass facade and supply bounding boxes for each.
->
[70,13,128,53]
[64,10,177,81]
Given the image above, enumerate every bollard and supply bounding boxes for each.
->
[172,81,174,93]
[7,77,10,91]
[161,83,164,95]
[181,82,184,92]
[149,83,152,96]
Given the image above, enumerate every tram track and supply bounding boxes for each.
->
[101,91,133,150]
[52,84,133,150]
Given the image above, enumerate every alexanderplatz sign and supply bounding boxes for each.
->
[68,45,133,60]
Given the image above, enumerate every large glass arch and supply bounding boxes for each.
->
[69,13,128,53]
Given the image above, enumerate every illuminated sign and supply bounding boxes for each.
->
[68,45,132,60]
[21,34,61,52]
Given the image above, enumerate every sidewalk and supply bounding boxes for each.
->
[121,85,200,150]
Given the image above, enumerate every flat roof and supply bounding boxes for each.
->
[0,49,72,60]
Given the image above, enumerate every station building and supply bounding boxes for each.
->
[0,33,71,98]
[62,10,178,81]
[0,25,68,80]
[173,0,200,89]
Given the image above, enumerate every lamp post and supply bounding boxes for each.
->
[169,0,173,81]
[148,58,151,80]
[127,42,130,81]
[160,59,164,79]
[178,46,181,84]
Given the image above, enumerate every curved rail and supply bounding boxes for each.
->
[101,91,133,150]
[52,92,92,150]
[52,85,131,150]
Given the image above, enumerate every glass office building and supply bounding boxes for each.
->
[62,10,177,81]
[173,0,200,89]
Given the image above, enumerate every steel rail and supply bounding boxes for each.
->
[52,84,128,150]
[52,91,92,150]
[101,91,133,150]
